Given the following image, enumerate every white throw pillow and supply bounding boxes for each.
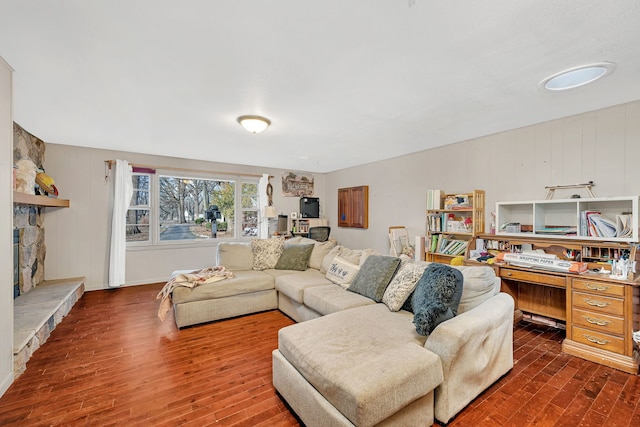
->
[325,256,360,289]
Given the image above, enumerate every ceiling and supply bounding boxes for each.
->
[1,1,639,173]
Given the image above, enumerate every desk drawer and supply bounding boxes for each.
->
[500,269,566,288]
[572,325,625,354]
[573,291,624,316]
[572,278,625,297]
[572,308,624,336]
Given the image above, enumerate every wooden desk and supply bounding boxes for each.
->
[495,263,640,374]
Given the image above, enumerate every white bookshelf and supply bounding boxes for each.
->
[496,196,639,242]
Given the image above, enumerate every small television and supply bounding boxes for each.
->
[300,197,320,218]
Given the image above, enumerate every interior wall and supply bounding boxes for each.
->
[26,99,640,290]
[42,144,326,291]
[326,100,640,254]
[1,56,14,396]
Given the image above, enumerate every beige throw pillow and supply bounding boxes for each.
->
[383,261,428,311]
[251,237,285,270]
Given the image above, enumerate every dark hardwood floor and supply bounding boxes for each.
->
[0,283,639,426]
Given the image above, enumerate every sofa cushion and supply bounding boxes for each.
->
[453,265,500,314]
[217,242,253,271]
[251,237,285,270]
[383,260,428,311]
[303,284,375,315]
[275,244,314,271]
[277,304,443,426]
[275,269,330,303]
[348,255,401,302]
[171,270,274,304]
[325,256,360,288]
[412,263,464,336]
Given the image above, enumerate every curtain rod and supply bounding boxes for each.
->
[104,160,270,179]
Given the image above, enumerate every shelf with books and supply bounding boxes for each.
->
[425,189,484,262]
[495,196,639,242]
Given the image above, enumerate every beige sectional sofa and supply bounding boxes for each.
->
[169,237,514,425]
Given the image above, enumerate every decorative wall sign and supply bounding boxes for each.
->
[282,172,314,197]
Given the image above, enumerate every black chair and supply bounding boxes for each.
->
[308,226,331,242]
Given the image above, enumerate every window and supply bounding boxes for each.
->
[126,173,151,242]
[241,182,259,236]
[126,170,260,245]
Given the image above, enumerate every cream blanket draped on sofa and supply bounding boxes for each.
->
[157,266,234,321]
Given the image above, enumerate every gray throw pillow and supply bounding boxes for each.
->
[275,244,314,271]
[412,263,464,336]
[347,255,401,302]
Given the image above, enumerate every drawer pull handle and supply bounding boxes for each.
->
[584,298,609,308]
[584,316,609,326]
[506,272,512,277]
[584,335,609,345]
[585,283,609,292]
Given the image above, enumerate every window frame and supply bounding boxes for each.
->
[126,169,261,248]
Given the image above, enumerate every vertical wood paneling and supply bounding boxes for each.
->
[581,111,598,187]
[594,105,626,195]
[623,103,640,195]
[327,101,640,254]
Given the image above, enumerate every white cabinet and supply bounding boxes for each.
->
[496,196,639,242]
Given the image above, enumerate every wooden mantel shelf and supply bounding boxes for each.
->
[13,191,70,207]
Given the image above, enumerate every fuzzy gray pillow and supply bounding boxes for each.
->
[348,255,401,302]
[412,263,464,336]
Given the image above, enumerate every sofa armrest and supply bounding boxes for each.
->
[425,292,514,424]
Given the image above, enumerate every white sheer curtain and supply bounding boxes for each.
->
[109,159,133,288]
[259,174,269,238]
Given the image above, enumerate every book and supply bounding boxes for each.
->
[426,189,443,210]
[616,214,632,238]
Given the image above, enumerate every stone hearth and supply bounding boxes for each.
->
[13,277,85,377]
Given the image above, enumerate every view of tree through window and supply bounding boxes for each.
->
[126,171,260,244]
[241,182,259,236]
[159,175,236,241]
[126,173,151,242]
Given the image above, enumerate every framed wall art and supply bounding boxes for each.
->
[282,171,314,197]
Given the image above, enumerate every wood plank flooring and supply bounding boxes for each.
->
[0,282,638,426]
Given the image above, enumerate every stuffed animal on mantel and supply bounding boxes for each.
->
[15,158,38,195]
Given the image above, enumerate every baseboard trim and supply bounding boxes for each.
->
[0,369,14,398]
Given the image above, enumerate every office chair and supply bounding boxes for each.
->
[308,226,331,242]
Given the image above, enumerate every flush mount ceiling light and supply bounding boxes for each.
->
[237,115,271,134]
[539,62,616,91]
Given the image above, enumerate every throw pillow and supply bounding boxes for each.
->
[325,256,360,289]
[275,244,314,271]
[348,255,401,302]
[251,237,285,270]
[382,261,428,311]
[309,240,337,271]
[412,263,464,336]
[321,245,344,273]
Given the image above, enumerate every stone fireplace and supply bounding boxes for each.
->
[13,122,46,297]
